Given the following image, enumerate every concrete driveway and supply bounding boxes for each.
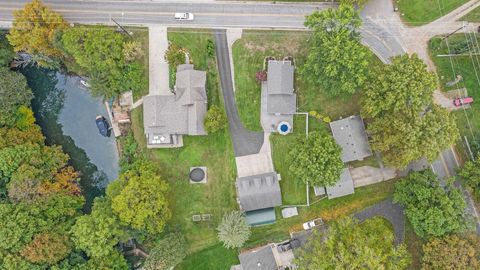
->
[214,29,264,157]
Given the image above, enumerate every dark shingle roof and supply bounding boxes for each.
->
[330,115,373,162]
[236,172,282,212]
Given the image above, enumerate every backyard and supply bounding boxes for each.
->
[428,34,480,158]
[397,0,469,26]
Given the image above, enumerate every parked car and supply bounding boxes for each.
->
[95,115,110,137]
[453,96,474,107]
[174,12,194,21]
[277,239,301,252]
[303,218,324,230]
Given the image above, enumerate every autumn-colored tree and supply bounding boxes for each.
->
[422,234,480,269]
[0,126,44,149]
[21,232,71,265]
[40,166,81,196]
[165,44,187,68]
[123,41,144,63]
[7,0,68,67]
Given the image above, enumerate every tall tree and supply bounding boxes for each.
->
[362,54,459,168]
[303,4,369,96]
[20,232,71,265]
[288,131,343,187]
[422,233,480,269]
[393,170,469,238]
[144,233,187,270]
[7,0,68,67]
[294,217,410,269]
[109,160,171,235]
[0,67,33,126]
[71,197,127,258]
[459,156,480,200]
[0,32,14,67]
[217,211,251,249]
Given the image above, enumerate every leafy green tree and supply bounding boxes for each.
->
[206,39,215,58]
[459,156,480,200]
[393,170,468,238]
[61,26,146,99]
[0,126,44,149]
[303,4,369,96]
[165,44,186,68]
[217,211,250,249]
[288,131,343,187]
[14,106,36,131]
[0,33,14,67]
[86,249,129,270]
[362,54,459,168]
[144,233,187,270]
[295,217,410,269]
[422,233,480,269]
[71,197,127,258]
[204,105,227,134]
[20,232,71,265]
[7,0,68,67]
[110,160,171,235]
[0,67,33,126]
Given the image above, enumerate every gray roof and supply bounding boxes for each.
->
[330,115,373,162]
[144,64,207,144]
[326,168,355,199]
[266,60,296,114]
[236,172,282,212]
[239,244,278,270]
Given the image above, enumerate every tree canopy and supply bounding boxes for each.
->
[144,233,187,270]
[7,0,68,67]
[362,54,459,168]
[0,67,33,126]
[459,156,480,201]
[294,217,410,269]
[422,233,480,269]
[288,131,343,187]
[217,211,251,249]
[393,170,469,238]
[61,26,146,99]
[303,4,369,96]
[109,160,171,235]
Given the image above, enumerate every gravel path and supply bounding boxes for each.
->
[354,198,405,246]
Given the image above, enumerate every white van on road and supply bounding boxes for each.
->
[174,13,194,21]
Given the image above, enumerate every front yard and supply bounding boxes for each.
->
[397,0,469,26]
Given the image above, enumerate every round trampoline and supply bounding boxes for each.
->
[277,121,291,135]
[189,168,205,182]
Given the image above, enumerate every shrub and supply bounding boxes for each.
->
[217,211,250,249]
[204,105,227,134]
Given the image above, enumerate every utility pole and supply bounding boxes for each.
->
[111,17,133,39]
[442,22,468,40]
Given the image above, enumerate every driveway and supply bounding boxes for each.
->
[148,26,170,96]
[214,29,264,157]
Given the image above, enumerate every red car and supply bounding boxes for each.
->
[453,97,473,107]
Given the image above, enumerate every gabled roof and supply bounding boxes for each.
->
[266,60,296,115]
[143,64,207,142]
[239,244,279,270]
[267,60,294,95]
[236,172,282,212]
[330,115,373,162]
[326,168,355,199]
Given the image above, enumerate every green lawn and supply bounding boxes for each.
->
[245,180,396,249]
[397,0,469,26]
[462,6,480,22]
[404,220,425,270]
[131,30,238,269]
[429,35,480,159]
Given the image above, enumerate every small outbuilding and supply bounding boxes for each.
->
[330,115,373,162]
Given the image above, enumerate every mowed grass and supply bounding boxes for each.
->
[245,180,397,248]
[397,0,469,26]
[131,30,239,268]
[462,6,480,22]
[429,35,480,158]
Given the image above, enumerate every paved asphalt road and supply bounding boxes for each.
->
[214,29,263,157]
[0,0,336,29]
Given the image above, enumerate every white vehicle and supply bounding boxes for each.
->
[303,218,323,230]
[174,12,194,21]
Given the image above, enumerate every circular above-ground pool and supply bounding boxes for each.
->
[277,121,291,135]
[189,167,206,182]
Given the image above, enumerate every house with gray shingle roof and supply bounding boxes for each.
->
[261,60,297,133]
[330,115,372,162]
[143,64,207,148]
[236,172,282,226]
[325,168,355,199]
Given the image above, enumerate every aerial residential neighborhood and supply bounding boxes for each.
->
[1,0,480,269]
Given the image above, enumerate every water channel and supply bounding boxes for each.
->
[22,67,119,212]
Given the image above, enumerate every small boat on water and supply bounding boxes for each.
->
[80,79,90,88]
[95,115,111,137]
